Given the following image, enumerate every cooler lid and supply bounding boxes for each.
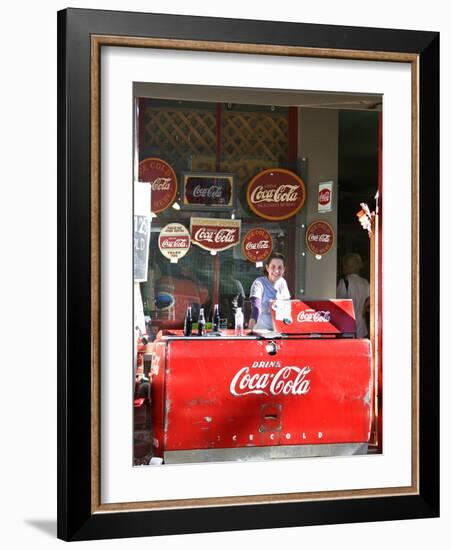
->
[270,299,356,335]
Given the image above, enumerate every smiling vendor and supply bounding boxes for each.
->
[248,252,291,331]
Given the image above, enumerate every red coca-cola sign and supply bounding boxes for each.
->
[318,181,333,213]
[190,217,241,252]
[242,228,273,263]
[319,189,330,205]
[139,157,177,213]
[305,220,335,256]
[159,236,190,249]
[247,168,306,221]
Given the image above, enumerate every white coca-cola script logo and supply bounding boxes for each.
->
[150,177,172,191]
[230,364,311,396]
[297,309,331,323]
[307,233,331,243]
[192,185,223,198]
[160,238,189,248]
[194,227,237,243]
[250,184,299,204]
[245,240,270,251]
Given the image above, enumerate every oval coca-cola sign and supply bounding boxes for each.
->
[246,168,306,221]
[305,220,335,256]
[139,157,178,214]
[242,228,273,263]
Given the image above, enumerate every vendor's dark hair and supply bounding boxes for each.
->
[262,252,286,275]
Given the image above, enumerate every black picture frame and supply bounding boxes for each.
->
[57,8,439,542]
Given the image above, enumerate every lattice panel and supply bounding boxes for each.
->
[222,111,288,162]
[144,108,217,158]
[143,107,288,166]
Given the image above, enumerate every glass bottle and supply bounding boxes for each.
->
[234,307,244,336]
[197,308,206,336]
[184,306,193,337]
[212,304,220,332]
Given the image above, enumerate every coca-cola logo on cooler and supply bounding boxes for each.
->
[297,309,331,323]
[190,217,241,252]
[230,360,311,397]
[159,223,191,262]
[247,168,306,221]
[242,228,273,263]
[139,157,178,213]
[305,220,335,256]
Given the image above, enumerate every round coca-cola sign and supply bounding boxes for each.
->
[242,228,273,263]
[139,157,178,214]
[158,223,191,262]
[305,220,335,256]
[246,168,306,221]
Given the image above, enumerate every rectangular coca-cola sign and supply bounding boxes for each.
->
[190,217,241,252]
[181,172,235,210]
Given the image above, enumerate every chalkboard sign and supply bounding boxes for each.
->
[134,214,150,281]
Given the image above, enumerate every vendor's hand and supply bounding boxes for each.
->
[248,318,256,331]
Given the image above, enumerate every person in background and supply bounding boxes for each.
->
[219,259,245,328]
[337,252,370,338]
[248,252,290,331]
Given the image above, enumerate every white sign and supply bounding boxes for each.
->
[318,181,333,212]
[133,181,151,281]
[158,223,191,263]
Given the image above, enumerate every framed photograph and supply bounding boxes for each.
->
[57,8,439,542]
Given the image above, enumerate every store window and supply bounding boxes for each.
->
[132,84,382,466]
[137,97,306,334]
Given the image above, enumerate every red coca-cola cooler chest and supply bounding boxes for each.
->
[150,299,373,463]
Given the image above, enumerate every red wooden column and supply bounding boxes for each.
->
[370,110,383,450]
[286,106,298,295]
[213,103,222,306]
[376,110,383,451]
